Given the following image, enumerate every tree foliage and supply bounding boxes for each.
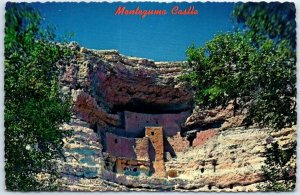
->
[182,3,296,129]
[258,142,296,191]
[233,2,296,49]
[5,3,72,191]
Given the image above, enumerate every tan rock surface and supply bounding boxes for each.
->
[59,43,193,116]
[56,43,296,191]
[58,117,296,191]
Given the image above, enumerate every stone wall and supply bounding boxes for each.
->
[135,137,150,161]
[166,132,190,154]
[106,133,150,161]
[116,159,150,177]
[106,133,136,160]
[125,111,190,137]
[145,127,166,177]
[193,129,217,148]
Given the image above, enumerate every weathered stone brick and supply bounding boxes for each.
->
[193,129,217,148]
[167,132,190,153]
[145,127,166,177]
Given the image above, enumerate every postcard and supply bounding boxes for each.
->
[3,0,297,192]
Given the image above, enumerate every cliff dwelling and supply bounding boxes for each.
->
[5,1,297,192]
[57,46,296,191]
[64,48,252,186]
[100,110,192,178]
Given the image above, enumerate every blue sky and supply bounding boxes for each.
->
[31,2,235,61]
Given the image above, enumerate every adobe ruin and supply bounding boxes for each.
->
[100,111,193,178]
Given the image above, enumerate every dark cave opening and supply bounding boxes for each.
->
[111,98,191,114]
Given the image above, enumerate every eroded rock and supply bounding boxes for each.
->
[57,44,296,191]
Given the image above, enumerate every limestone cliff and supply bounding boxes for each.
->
[59,42,192,125]
[56,42,296,192]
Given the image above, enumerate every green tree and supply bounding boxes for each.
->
[233,2,296,49]
[258,142,296,191]
[182,3,296,129]
[183,33,295,129]
[5,3,72,191]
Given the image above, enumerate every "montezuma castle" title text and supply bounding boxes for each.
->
[115,6,198,18]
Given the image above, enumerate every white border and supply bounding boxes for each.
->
[0,0,299,194]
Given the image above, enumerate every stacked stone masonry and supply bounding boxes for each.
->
[145,127,166,177]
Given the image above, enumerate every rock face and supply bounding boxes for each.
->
[57,43,296,191]
[58,117,296,192]
[73,92,120,126]
[60,42,193,121]
[58,118,117,191]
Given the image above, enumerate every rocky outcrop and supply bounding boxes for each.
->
[57,118,107,191]
[184,103,245,131]
[73,92,120,126]
[58,117,296,191]
[167,127,270,191]
[60,42,193,120]
[57,43,296,191]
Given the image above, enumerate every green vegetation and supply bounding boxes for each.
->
[4,2,296,192]
[5,3,72,191]
[258,142,296,191]
[233,2,296,49]
[182,2,296,130]
[181,2,296,191]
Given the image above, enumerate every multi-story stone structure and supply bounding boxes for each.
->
[101,111,191,178]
